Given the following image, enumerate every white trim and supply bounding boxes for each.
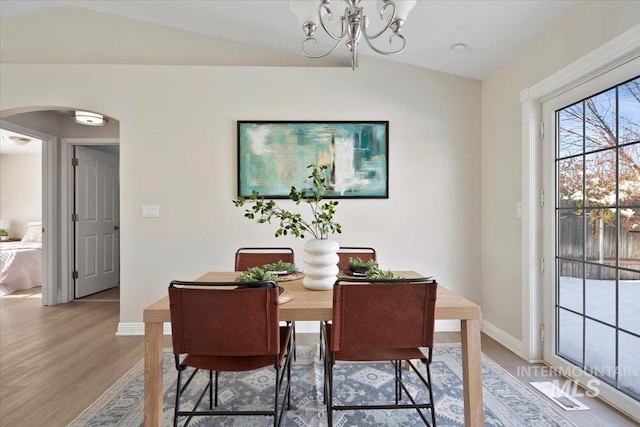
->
[0,120,58,306]
[60,138,119,303]
[435,319,462,332]
[520,24,640,361]
[481,319,533,362]
[117,319,463,336]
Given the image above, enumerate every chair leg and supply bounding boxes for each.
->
[292,321,297,361]
[319,321,324,361]
[425,356,436,426]
[174,367,182,427]
[274,363,281,427]
[209,371,213,409]
[214,371,219,407]
[394,360,400,404]
[327,356,334,427]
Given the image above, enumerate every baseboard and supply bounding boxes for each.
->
[117,319,462,336]
[481,319,526,359]
[116,322,172,336]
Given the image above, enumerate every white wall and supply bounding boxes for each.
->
[0,153,42,238]
[481,1,640,342]
[0,59,482,323]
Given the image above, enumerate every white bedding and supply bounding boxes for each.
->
[0,241,42,295]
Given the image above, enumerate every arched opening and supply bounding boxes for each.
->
[0,107,120,305]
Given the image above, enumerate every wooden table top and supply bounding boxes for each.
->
[143,271,480,323]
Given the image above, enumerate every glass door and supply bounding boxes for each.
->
[541,57,640,419]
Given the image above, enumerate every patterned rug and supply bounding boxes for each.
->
[68,344,575,426]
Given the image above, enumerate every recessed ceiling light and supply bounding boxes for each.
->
[451,43,468,54]
[74,111,109,126]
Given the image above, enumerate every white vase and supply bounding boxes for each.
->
[302,238,340,290]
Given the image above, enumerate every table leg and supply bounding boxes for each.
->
[144,321,164,427]
[461,319,483,427]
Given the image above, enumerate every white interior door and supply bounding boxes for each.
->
[74,146,120,298]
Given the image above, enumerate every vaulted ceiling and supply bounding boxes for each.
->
[0,0,580,79]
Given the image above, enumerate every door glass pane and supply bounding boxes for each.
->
[585,266,616,326]
[559,102,584,158]
[585,209,617,267]
[558,157,583,208]
[619,78,640,145]
[585,88,616,152]
[558,308,583,366]
[619,270,640,335]
[619,142,640,208]
[585,150,617,208]
[619,331,640,400]
[558,209,583,260]
[558,260,583,314]
[585,320,616,384]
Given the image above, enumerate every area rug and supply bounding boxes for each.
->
[68,344,575,426]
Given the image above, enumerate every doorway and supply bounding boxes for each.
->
[0,109,120,305]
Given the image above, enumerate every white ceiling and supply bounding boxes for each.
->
[0,129,42,155]
[0,0,580,79]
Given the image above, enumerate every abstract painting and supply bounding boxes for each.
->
[237,121,388,198]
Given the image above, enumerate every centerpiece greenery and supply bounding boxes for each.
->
[348,257,378,274]
[365,266,405,280]
[262,261,296,275]
[233,163,342,239]
[235,267,278,283]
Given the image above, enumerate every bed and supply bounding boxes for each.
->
[0,222,43,296]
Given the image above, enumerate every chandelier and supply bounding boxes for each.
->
[290,0,416,70]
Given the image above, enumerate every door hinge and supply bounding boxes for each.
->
[540,257,545,275]
[72,271,79,279]
[539,122,545,139]
[540,189,545,207]
[72,157,79,166]
[540,323,545,342]
[72,213,79,222]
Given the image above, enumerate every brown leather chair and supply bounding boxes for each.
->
[323,277,438,427]
[336,246,377,271]
[234,247,295,271]
[234,246,298,360]
[169,280,292,427]
[320,246,377,361]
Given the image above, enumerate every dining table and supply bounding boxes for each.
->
[142,271,483,426]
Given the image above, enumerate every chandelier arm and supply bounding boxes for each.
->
[318,3,346,41]
[301,37,343,59]
[363,32,406,56]
[362,3,397,41]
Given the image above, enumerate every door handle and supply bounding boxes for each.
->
[114,225,120,231]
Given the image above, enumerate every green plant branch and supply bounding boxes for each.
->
[233,164,342,240]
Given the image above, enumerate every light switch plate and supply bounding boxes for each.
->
[141,204,160,218]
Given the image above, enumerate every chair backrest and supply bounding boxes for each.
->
[169,280,280,356]
[337,246,377,270]
[330,278,437,352]
[234,247,295,271]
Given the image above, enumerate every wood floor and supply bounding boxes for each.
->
[0,287,637,426]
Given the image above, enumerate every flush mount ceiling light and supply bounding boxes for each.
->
[2,135,32,146]
[74,111,109,126]
[290,0,416,70]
